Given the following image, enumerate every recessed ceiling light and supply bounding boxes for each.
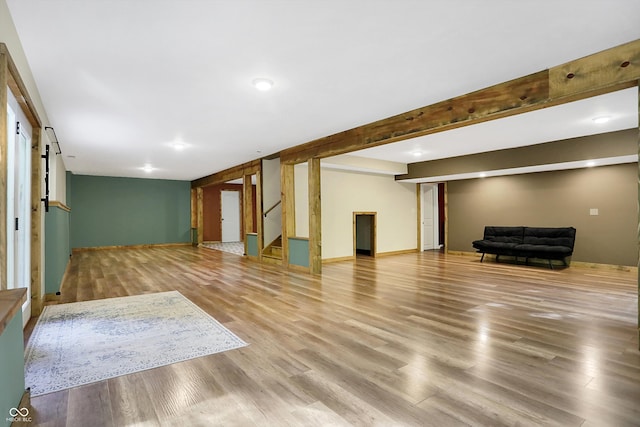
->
[142,164,153,173]
[252,78,274,91]
[412,151,423,157]
[479,172,487,178]
[592,116,611,124]
[586,160,596,167]
[173,143,185,151]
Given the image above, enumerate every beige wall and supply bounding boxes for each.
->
[447,163,638,266]
[316,167,417,260]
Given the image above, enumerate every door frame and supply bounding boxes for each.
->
[220,189,242,242]
[353,212,377,258]
[420,183,440,251]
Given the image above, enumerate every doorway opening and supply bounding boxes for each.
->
[421,183,445,251]
[353,212,376,257]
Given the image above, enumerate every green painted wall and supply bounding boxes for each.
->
[69,174,191,248]
[0,312,25,427]
[247,234,258,257]
[45,205,70,294]
[289,237,309,268]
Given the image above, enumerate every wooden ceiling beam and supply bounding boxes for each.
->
[279,39,640,165]
[191,159,260,189]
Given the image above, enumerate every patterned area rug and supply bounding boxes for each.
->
[203,241,245,255]
[24,291,247,396]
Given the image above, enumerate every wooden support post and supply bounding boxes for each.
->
[243,174,254,256]
[196,187,203,245]
[0,51,8,291]
[190,188,197,246]
[637,82,639,348]
[256,170,263,260]
[30,127,42,315]
[280,163,295,267]
[416,183,421,252]
[308,158,321,274]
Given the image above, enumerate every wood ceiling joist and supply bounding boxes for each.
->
[279,39,640,165]
[0,44,42,128]
[191,159,260,189]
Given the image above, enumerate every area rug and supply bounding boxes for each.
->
[24,291,248,396]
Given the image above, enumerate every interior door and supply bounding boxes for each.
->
[6,90,32,326]
[221,190,241,242]
[422,184,437,250]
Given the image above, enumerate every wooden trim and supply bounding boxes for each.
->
[0,49,8,291]
[443,181,449,252]
[71,242,191,252]
[256,170,263,261]
[0,44,42,128]
[0,288,27,336]
[322,255,355,264]
[376,248,419,258]
[49,200,71,212]
[30,127,43,316]
[637,82,639,345]
[281,163,295,268]
[308,158,322,274]
[191,159,260,189]
[289,236,309,241]
[196,187,203,245]
[243,174,254,256]
[287,263,310,273]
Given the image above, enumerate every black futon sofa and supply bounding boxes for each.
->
[472,226,576,268]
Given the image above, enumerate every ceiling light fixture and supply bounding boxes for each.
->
[479,172,487,178]
[173,143,185,151]
[142,164,153,173]
[592,116,611,124]
[586,160,596,167]
[412,151,423,158]
[252,78,274,91]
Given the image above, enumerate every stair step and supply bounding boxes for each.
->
[271,246,282,256]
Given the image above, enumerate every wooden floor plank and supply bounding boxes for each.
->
[23,247,639,426]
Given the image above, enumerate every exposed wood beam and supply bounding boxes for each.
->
[191,160,260,189]
[308,158,321,274]
[280,39,640,165]
[280,163,295,268]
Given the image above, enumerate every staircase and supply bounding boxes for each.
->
[262,236,282,264]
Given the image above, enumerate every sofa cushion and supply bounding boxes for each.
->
[514,244,573,257]
[522,227,576,249]
[482,226,525,244]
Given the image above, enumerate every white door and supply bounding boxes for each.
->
[6,90,32,326]
[221,190,241,242]
[422,184,438,251]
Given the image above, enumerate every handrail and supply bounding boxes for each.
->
[263,200,281,217]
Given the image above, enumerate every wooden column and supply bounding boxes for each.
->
[243,174,254,255]
[308,158,321,274]
[30,127,42,315]
[416,183,421,252]
[256,170,263,260]
[637,82,639,347]
[0,51,8,291]
[190,188,197,246]
[196,187,203,245]
[280,163,295,268]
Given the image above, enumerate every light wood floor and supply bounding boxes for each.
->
[25,247,639,426]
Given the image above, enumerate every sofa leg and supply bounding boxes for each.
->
[548,259,553,269]
[480,253,485,262]
[496,254,499,262]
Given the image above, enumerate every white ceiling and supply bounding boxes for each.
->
[6,1,640,181]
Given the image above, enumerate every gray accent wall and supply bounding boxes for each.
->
[447,163,638,266]
[68,174,191,249]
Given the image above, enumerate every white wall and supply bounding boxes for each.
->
[262,158,281,246]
